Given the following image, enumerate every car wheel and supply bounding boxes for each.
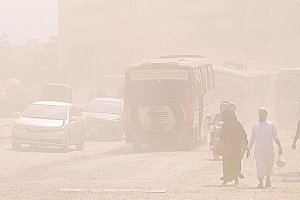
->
[76,133,85,151]
[61,136,70,153]
[12,142,21,151]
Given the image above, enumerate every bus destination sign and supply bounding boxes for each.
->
[130,69,189,81]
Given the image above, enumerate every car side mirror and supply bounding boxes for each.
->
[70,116,79,122]
[14,112,21,118]
[206,116,212,120]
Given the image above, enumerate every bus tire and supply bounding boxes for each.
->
[132,143,142,153]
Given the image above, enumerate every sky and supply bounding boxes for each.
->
[0,0,58,44]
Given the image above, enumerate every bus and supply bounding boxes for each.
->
[124,56,215,151]
[275,67,300,128]
[213,61,271,128]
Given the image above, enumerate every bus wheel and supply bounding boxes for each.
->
[132,143,142,153]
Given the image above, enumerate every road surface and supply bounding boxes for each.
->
[0,118,299,200]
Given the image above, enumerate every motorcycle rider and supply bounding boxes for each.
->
[213,101,230,124]
[210,101,231,160]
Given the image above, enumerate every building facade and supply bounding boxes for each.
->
[58,0,300,90]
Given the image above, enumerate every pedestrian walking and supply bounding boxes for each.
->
[220,109,247,185]
[246,107,283,189]
[292,119,300,150]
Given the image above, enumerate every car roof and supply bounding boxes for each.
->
[91,98,124,103]
[32,101,73,107]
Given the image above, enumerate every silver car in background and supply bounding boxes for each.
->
[83,98,124,141]
[11,101,86,152]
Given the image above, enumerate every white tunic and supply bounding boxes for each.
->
[247,120,279,153]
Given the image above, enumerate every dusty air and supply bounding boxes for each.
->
[0,1,299,199]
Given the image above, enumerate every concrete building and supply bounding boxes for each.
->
[58,0,300,90]
[58,0,241,90]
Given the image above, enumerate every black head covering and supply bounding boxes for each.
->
[222,110,237,124]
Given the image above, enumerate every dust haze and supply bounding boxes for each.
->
[0,1,300,199]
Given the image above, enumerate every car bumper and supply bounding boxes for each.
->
[86,121,123,136]
[12,129,66,147]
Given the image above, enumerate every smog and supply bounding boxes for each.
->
[0,0,299,199]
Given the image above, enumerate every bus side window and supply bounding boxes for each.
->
[205,65,214,90]
[199,67,206,89]
[209,65,215,89]
[198,67,207,96]
[204,66,210,90]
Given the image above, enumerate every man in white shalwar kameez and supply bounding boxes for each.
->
[246,107,283,189]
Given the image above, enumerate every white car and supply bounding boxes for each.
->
[11,101,86,152]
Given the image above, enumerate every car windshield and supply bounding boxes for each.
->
[22,104,67,120]
[84,101,121,115]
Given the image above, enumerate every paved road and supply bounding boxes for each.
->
[0,118,299,200]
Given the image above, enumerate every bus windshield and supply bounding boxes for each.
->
[126,79,192,104]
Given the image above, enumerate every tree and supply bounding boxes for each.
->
[0,27,7,41]
[0,27,9,80]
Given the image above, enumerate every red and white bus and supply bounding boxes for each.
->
[124,56,215,151]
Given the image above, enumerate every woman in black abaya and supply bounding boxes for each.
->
[220,110,247,185]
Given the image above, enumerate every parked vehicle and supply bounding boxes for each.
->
[82,98,124,141]
[42,83,72,103]
[213,61,271,126]
[11,101,86,152]
[275,67,300,128]
[5,78,32,113]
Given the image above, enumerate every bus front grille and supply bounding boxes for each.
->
[147,112,169,130]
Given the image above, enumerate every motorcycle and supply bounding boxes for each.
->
[209,120,224,160]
